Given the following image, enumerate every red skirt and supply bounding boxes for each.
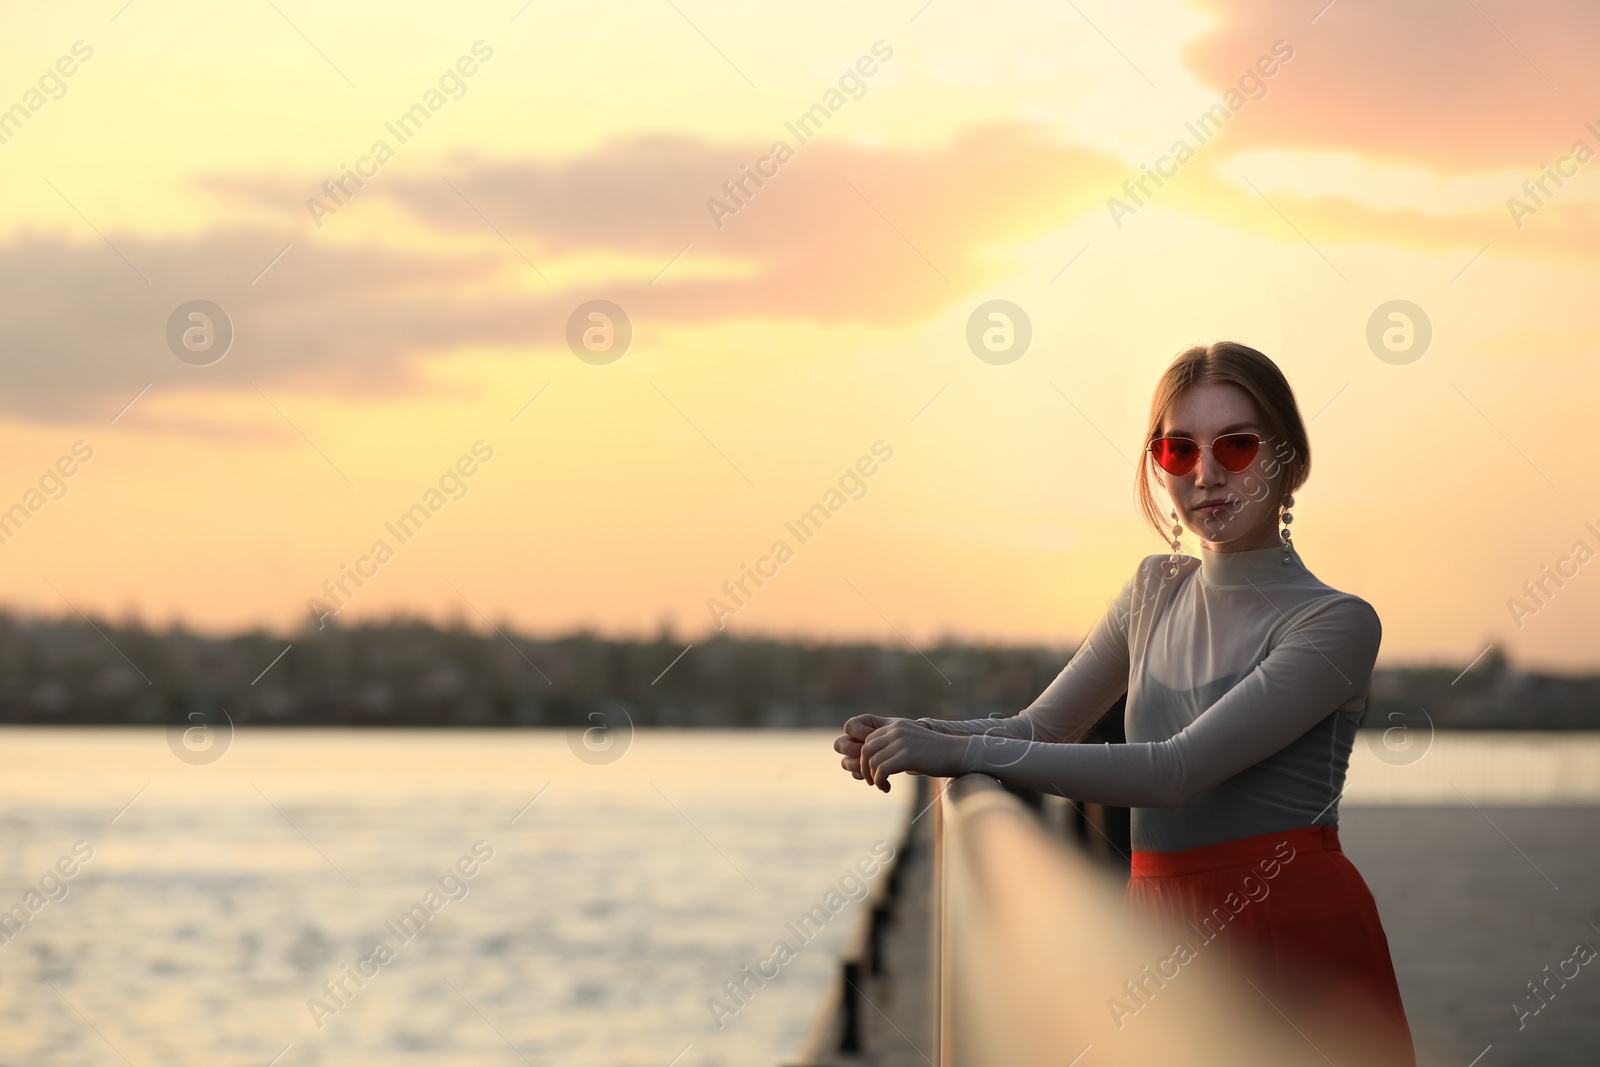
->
[1126,824,1415,1067]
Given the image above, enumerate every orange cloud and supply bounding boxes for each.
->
[1182,0,1598,173]
[4,125,1122,423]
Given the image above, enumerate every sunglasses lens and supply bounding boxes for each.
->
[1213,433,1260,472]
[1151,438,1198,475]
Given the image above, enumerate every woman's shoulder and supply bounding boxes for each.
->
[1293,561,1379,614]
[1285,574,1382,645]
[1131,552,1200,585]
[1118,553,1199,616]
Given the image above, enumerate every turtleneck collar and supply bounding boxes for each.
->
[1198,540,1305,587]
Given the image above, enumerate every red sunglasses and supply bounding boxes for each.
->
[1147,432,1261,476]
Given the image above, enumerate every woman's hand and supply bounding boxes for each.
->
[836,717,967,793]
[834,714,893,782]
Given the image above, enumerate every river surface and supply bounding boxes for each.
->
[0,728,1593,1066]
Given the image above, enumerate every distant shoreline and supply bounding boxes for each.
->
[0,614,1591,730]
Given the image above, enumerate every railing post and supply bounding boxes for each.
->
[838,959,862,1053]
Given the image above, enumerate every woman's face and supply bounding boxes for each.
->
[1156,383,1288,553]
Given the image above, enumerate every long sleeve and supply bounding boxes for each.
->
[958,595,1381,809]
[918,570,1133,742]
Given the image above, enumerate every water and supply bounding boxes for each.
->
[1342,729,1600,803]
[0,728,1593,1066]
[0,729,911,1067]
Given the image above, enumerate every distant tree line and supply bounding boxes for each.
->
[0,613,1592,729]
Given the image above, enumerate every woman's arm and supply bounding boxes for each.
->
[949,596,1381,807]
[846,566,1140,788]
[923,562,1138,743]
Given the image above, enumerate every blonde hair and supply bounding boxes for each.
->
[1136,341,1310,538]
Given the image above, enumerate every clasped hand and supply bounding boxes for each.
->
[833,714,966,793]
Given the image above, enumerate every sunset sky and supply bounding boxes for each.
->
[2,0,1598,668]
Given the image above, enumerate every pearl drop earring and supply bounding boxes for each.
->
[1168,508,1182,577]
[1280,494,1295,564]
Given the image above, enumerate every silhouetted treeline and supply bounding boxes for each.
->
[0,613,1070,728]
[0,613,1593,729]
[1367,646,1600,729]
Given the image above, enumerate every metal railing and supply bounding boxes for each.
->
[789,780,926,1066]
[931,773,1345,1067]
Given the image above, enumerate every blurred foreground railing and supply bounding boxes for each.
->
[788,776,929,1067]
[931,773,1343,1067]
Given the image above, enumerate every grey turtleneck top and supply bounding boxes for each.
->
[919,543,1381,852]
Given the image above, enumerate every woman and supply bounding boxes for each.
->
[834,341,1415,1065]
